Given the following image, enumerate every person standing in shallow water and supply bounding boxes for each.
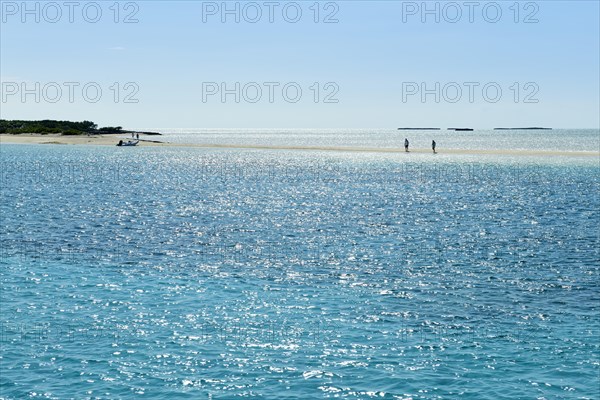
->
[432,140,436,153]
[404,138,409,152]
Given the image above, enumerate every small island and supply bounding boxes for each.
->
[0,119,161,136]
[494,127,552,130]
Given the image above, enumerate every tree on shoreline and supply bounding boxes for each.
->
[0,119,99,135]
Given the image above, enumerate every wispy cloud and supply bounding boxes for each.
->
[108,46,126,51]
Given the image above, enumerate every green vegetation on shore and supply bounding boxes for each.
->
[0,120,160,135]
[493,127,552,130]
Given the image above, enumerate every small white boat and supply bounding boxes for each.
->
[116,140,139,147]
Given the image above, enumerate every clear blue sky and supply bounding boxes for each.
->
[1,1,599,129]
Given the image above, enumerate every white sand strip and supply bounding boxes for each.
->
[1,134,598,157]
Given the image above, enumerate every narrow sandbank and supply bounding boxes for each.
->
[1,134,598,157]
[0,133,165,147]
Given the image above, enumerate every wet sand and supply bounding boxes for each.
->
[1,134,598,157]
[0,134,164,147]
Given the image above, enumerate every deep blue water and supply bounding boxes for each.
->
[1,142,599,399]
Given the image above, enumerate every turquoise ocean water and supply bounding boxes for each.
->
[1,130,599,399]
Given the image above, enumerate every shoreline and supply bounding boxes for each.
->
[1,134,598,158]
[0,133,165,147]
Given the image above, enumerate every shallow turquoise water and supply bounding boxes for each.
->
[158,128,600,152]
[1,142,599,399]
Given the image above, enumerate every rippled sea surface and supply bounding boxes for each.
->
[1,136,599,399]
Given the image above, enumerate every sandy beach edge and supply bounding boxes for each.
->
[1,134,598,158]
